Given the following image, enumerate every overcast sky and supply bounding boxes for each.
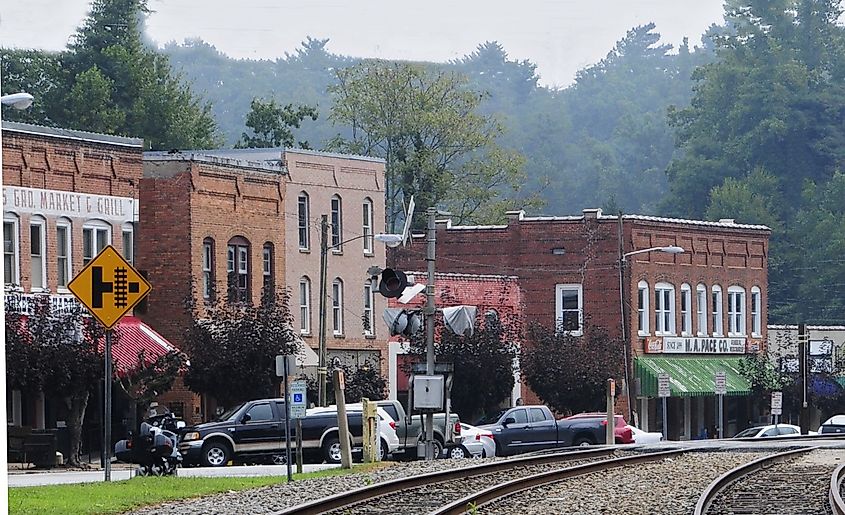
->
[1,0,725,87]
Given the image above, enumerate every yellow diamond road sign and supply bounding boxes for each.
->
[68,245,151,330]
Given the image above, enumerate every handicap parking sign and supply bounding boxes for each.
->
[293,393,303,403]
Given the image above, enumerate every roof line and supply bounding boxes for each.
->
[3,121,143,148]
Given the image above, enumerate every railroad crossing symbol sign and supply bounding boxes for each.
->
[67,245,151,329]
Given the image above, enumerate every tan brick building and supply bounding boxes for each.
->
[391,208,770,439]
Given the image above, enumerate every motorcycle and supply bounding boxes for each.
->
[114,407,185,476]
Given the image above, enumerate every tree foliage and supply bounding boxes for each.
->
[183,289,300,407]
[237,98,318,149]
[305,359,388,406]
[117,349,185,409]
[521,323,624,415]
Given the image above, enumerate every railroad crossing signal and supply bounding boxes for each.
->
[67,245,151,329]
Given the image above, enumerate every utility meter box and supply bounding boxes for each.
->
[413,375,444,410]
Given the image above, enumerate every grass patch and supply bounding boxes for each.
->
[9,462,393,515]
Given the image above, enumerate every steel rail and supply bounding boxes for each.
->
[272,447,616,515]
[829,463,845,515]
[430,448,689,515]
[693,447,815,515]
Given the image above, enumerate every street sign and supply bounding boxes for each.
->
[658,373,671,398]
[290,380,307,419]
[714,371,727,395]
[276,355,296,377]
[67,245,151,329]
[771,391,783,415]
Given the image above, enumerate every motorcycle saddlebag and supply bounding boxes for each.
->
[114,439,134,463]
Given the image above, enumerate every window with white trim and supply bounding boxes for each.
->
[298,193,310,250]
[227,237,250,303]
[83,221,111,266]
[122,223,134,266]
[696,284,707,336]
[654,282,676,335]
[56,219,72,290]
[751,287,762,336]
[3,216,19,286]
[637,280,650,335]
[331,195,343,250]
[332,278,344,335]
[30,217,46,290]
[555,284,582,335]
[262,243,274,291]
[712,285,724,336]
[363,281,375,336]
[680,284,692,336]
[728,286,746,336]
[362,198,374,255]
[202,238,214,300]
[299,277,311,334]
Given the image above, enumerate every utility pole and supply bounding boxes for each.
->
[424,207,436,460]
[317,215,329,407]
[798,323,809,434]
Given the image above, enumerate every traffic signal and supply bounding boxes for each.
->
[383,308,422,337]
[378,268,408,298]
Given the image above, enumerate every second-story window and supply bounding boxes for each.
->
[363,281,374,336]
[696,284,708,336]
[751,287,762,336]
[299,276,311,334]
[654,283,675,335]
[331,195,343,250]
[30,217,46,290]
[637,281,650,336]
[728,286,746,336]
[122,223,134,266]
[555,284,582,335]
[712,285,724,337]
[227,237,250,303]
[56,220,72,290]
[202,238,214,300]
[263,243,274,291]
[680,284,692,336]
[298,193,309,250]
[3,217,19,286]
[332,278,344,335]
[83,222,111,266]
[362,198,374,254]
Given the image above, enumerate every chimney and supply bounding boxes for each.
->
[583,208,603,220]
[506,210,524,224]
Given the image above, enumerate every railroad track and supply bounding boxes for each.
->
[273,447,620,515]
[695,447,845,515]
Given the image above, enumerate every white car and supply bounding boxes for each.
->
[308,404,401,459]
[733,424,815,438]
[629,426,663,444]
[449,423,496,458]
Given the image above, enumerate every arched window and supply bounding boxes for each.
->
[29,215,47,290]
[654,282,676,335]
[696,284,708,336]
[3,214,20,286]
[711,285,723,336]
[202,237,215,300]
[56,218,72,290]
[263,242,274,291]
[751,287,762,336]
[298,192,310,250]
[227,236,250,302]
[637,280,650,336]
[332,277,344,335]
[363,280,375,336]
[331,195,343,250]
[362,197,374,255]
[83,219,111,266]
[728,286,746,336]
[299,276,311,334]
[680,283,692,336]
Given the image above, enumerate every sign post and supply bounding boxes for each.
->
[606,379,615,446]
[771,391,783,425]
[658,373,670,440]
[67,246,151,482]
[714,371,727,439]
[289,379,307,474]
[275,355,296,482]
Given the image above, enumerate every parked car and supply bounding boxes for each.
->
[308,404,400,461]
[476,405,618,456]
[819,415,845,434]
[373,399,462,459]
[733,424,815,438]
[562,413,635,444]
[450,423,496,458]
[629,426,663,444]
[179,398,398,467]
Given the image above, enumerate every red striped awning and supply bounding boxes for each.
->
[103,316,178,375]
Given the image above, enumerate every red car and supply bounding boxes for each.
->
[563,413,634,444]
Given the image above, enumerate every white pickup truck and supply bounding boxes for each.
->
[371,399,463,459]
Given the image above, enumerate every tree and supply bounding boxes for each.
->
[305,358,388,405]
[236,98,318,149]
[183,289,300,408]
[406,311,519,423]
[117,349,185,409]
[327,60,539,230]
[521,323,624,415]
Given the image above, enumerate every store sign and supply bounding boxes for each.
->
[648,337,745,354]
[3,185,135,222]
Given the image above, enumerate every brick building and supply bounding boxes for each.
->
[391,208,770,439]
[2,122,178,438]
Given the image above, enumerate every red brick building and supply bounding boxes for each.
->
[391,208,770,439]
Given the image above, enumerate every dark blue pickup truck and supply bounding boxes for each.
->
[476,405,607,456]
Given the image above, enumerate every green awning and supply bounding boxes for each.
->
[636,356,751,397]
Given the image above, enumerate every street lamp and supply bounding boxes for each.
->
[1,90,33,503]
[316,214,403,406]
[617,241,684,425]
